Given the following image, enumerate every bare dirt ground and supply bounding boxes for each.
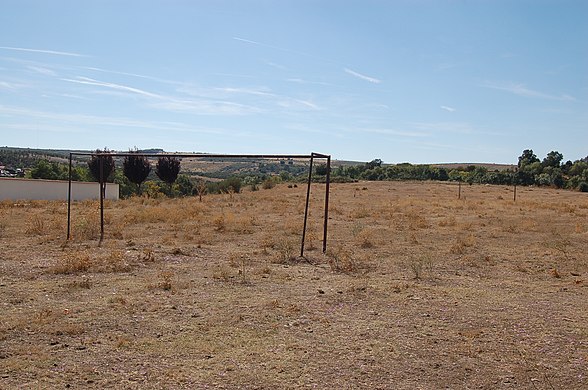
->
[1,181,587,389]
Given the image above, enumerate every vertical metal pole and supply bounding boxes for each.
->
[67,153,73,240]
[300,156,314,257]
[322,156,331,253]
[458,181,461,199]
[99,154,104,244]
[513,169,517,202]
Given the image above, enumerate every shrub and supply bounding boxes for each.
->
[262,177,276,189]
[122,150,151,194]
[156,156,180,195]
[579,182,588,192]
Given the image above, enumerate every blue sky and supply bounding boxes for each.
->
[1,0,586,164]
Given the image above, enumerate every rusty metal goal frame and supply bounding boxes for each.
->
[66,152,331,257]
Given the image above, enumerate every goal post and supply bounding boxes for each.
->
[66,151,331,257]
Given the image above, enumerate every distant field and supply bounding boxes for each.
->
[0,181,586,388]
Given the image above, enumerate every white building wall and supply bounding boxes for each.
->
[0,178,119,201]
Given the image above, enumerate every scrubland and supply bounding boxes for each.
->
[1,181,587,389]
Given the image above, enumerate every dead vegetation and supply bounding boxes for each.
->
[0,181,587,389]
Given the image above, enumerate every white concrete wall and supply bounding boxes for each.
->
[0,178,119,201]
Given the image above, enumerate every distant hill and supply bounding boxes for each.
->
[431,163,516,171]
[1,146,516,174]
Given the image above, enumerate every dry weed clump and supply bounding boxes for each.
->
[325,246,357,273]
[94,250,132,273]
[354,227,376,248]
[438,215,457,227]
[274,239,297,264]
[405,255,435,279]
[51,252,91,274]
[25,214,47,235]
[73,216,99,240]
[158,271,174,291]
[350,206,371,219]
[450,234,477,255]
[51,250,132,274]
[0,220,7,238]
[407,211,429,230]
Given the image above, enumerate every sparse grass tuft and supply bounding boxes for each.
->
[52,250,131,274]
[158,271,174,290]
[406,255,434,279]
[275,239,297,263]
[25,214,46,236]
[325,246,356,273]
[52,252,91,274]
[73,217,99,240]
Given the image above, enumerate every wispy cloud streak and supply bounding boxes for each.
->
[62,76,163,99]
[0,46,86,57]
[344,68,381,84]
[27,66,57,76]
[0,104,225,134]
[482,81,575,101]
[441,105,456,112]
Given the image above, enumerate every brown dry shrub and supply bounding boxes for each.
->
[438,215,457,227]
[25,214,46,236]
[274,239,297,263]
[449,234,477,255]
[94,250,131,273]
[73,216,99,240]
[51,252,91,274]
[326,246,356,273]
[52,250,131,274]
[355,228,376,248]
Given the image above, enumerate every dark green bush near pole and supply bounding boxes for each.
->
[579,182,588,192]
[156,156,180,195]
[123,150,151,194]
[88,149,115,183]
[88,149,116,199]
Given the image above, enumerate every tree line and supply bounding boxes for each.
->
[326,149,588,192]
[8,148,588,195]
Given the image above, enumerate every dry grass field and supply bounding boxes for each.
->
[1,181,587,389]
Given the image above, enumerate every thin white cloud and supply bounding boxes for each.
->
[214,87,275,97]
[27,66,57,76]
[232,37,263,46]
[0,46,86,57]
[151,100,262,115]
[266,61,288,71]
[411,121,474,135]
[62,76,163,99]
[353,127,428,137]
[277,99,320,111]
[0,80,27,90]
[295,99,320,110]
[482,81,575,101]
[61,77,263,116]
[441,105,456,112]
[0,104,226,133]
[82,66,177,85]
[286,78,333,87]
[344,68,381,84]
[232,36,318,60]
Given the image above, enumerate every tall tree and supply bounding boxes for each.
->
[518,149,539,168]
[542,151,563,168]
[88,149,115,198]
[123,150,151,194]
[156,156,180,196]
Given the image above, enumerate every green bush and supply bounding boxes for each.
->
[578,182,588,192]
